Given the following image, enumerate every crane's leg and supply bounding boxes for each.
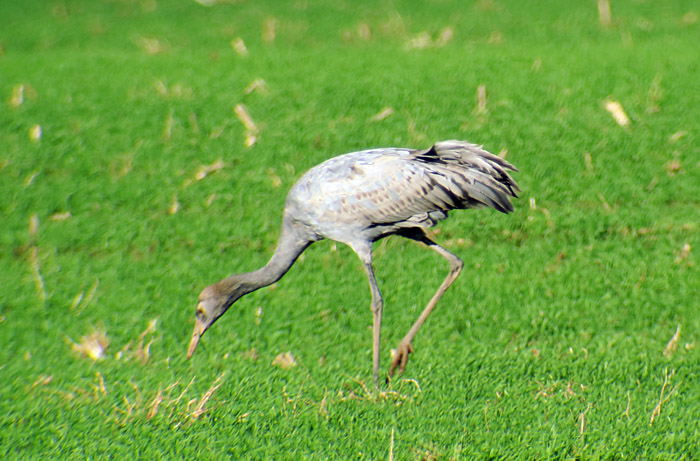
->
[389,229,464,379]
[350,242,384,386]
[361,261,384,386]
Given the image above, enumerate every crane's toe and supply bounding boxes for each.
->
[388,341,414,378]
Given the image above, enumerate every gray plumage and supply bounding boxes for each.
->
[188,140,519,384]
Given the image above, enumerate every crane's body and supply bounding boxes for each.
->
[287,143,517,245]
[188,140,520,384]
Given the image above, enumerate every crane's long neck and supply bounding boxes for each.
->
[218,219,314,296]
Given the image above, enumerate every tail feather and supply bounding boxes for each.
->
[417,140,520,214]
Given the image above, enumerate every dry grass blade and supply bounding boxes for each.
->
[231,37,249,57]
[28,246,46,303]
[436,26,454,46]
[405,31,432,50]
[650,368,681,426]
[669,131,687,143]
[183,158,226,187]
[234,103,257,132]
[10,83,24,107]
[389,427,395,461]
[69,326,109,360]
[197,158,226,180]
[24,171,40,187]
[162,110,174,140]
[74,279,100,315]
[475,84,487,115]
[342,22,372,42]
[665,159,682,176]
[489,30,504,44]
[28,213,39,237]
[357,22,371,40]
[598,0,612,27]
[673,243,691,264]
[340,376,421,404]
[204,193,217,208]
[404,27,453,49]
[169,193,180,215]
[266,168,282,188]
[116,318,158,364]
[622,390,631,419]
[234,103,259,147]
[69,287,88,315]
[272,351,297,369]
[597,192,613,212]
[242,348,259,361]
[663,324,681,357]
[604,100,630,126]
[133,35,170,54]
[579,403,592,436]
[370,107,395,122]
[682,11,698,25]
[189,373,226,420]
[166,376,196,420]
[262,17,278,43]
[344,375,374,400]
[646,74,663,113]
[95,372,107,396]
[107,377,221,424]
[115,382,144,425]
[86,372,109,401]
[32,374,53,387]
[147,387,164,419]
[29,124,42,142]
[243,78,269,95]
[50,211,71,221]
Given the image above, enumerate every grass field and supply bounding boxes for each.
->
[1,0,699,458]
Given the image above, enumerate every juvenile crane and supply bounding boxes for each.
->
[187,140,519,383]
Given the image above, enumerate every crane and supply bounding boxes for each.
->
[187,140,520,384]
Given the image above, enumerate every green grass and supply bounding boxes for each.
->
[1,0,699,458]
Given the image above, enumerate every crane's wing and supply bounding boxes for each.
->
[293,140,519,231]
[412,140,520,213]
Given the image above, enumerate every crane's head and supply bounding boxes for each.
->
[187,280,247,359]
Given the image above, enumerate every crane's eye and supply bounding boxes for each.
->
[196,304,205,316]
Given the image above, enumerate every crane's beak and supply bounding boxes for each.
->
[187,318,205,359]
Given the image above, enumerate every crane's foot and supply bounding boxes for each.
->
[388,341,414,379]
